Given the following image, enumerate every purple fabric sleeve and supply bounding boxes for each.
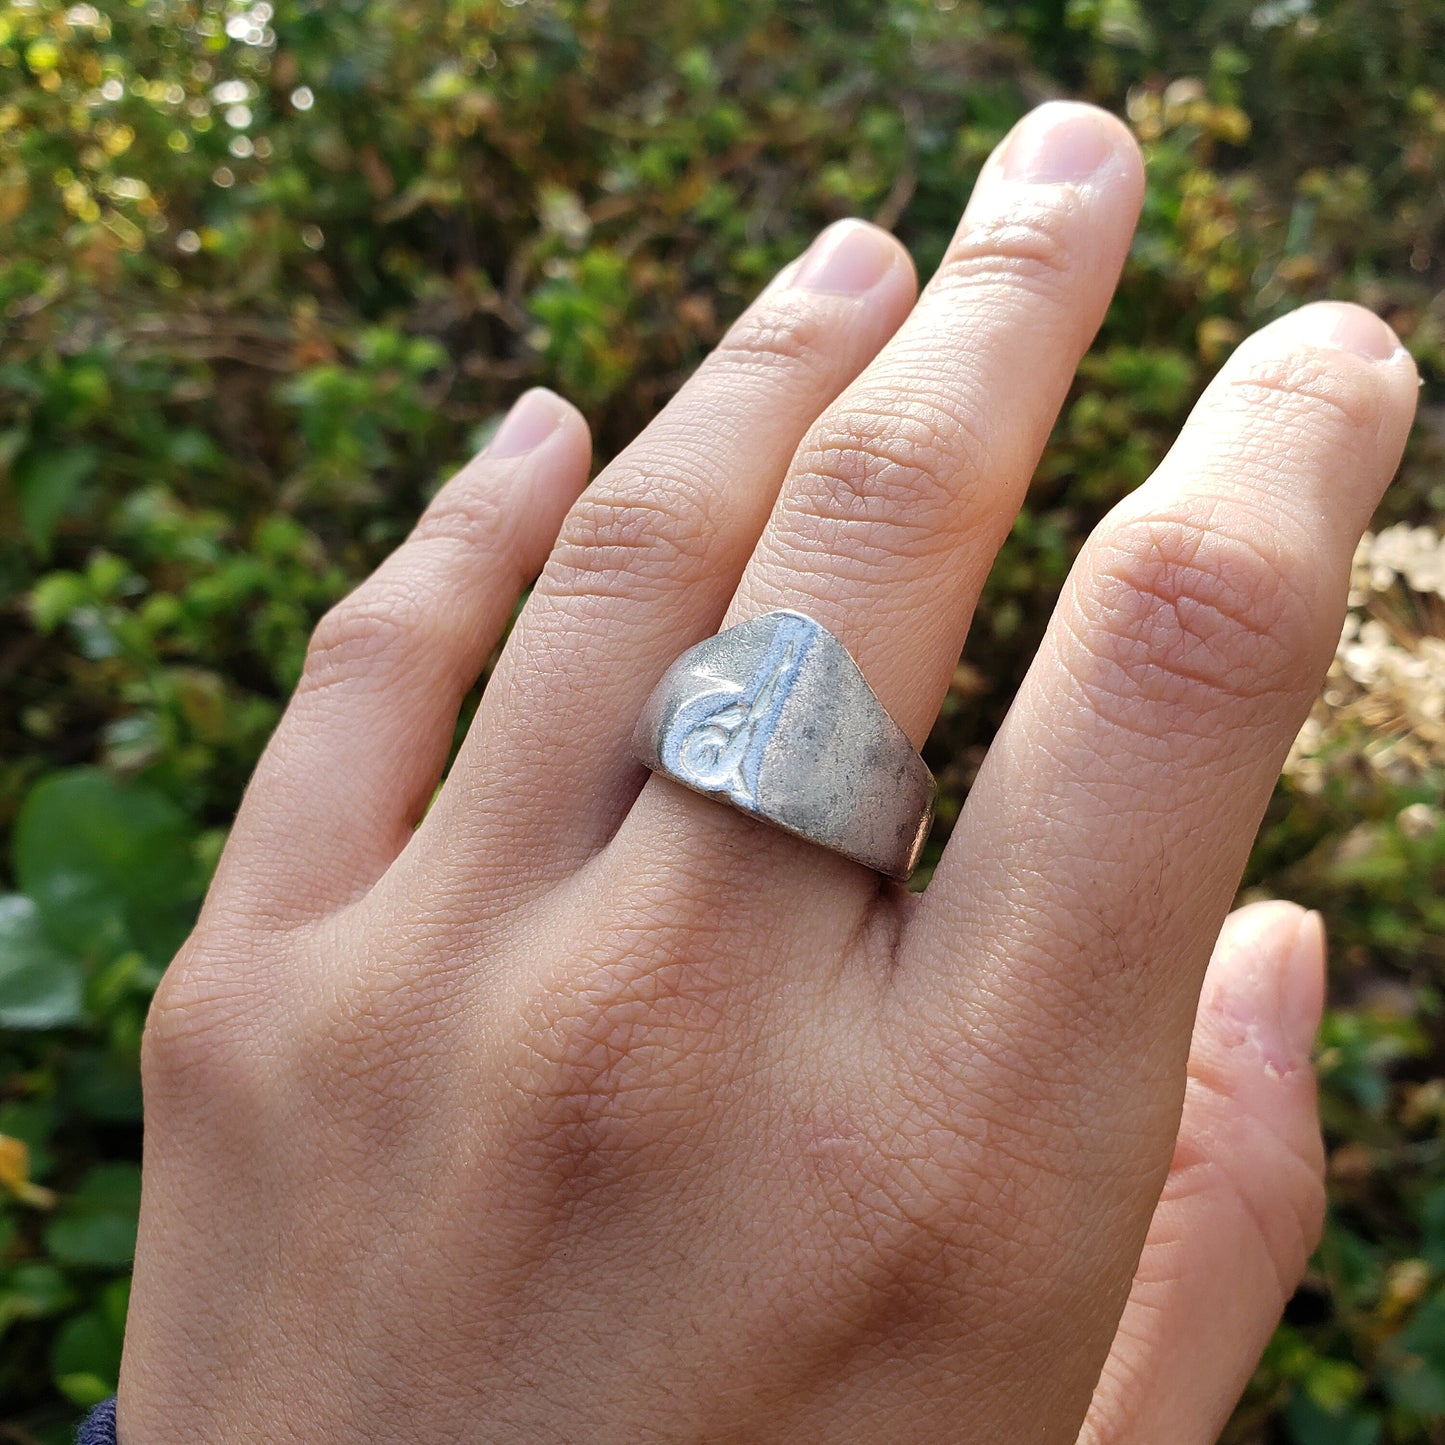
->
[77,1398,118,1444]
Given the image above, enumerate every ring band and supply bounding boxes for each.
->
[632,610,936,880]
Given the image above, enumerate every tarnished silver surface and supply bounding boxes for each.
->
[633,610,936,880]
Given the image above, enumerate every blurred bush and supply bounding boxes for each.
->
[0,0,1441,1439]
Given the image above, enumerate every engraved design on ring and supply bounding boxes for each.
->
[632,610,936,881]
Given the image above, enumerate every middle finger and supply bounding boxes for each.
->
[617,103,1144,890]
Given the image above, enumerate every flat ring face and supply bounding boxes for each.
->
[632,610,936,880]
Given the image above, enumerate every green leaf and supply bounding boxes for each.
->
[0,1099,56,1176]
[12,769,198,960]
[0,424,30,469]
[44,1163,142,1268]
[1065,0,1154,48]
[0,1263,76,1335]
[55,1372,116,1410]
[62,1047,144,1124]
[1384,1287,1445,1416]
[0,893,84,1029]
[51,1284,128,1404]
[28,569,89,632]
[1423,1187,1445,1272]
[13,443,98,553]
[1285,1389,1382,1445]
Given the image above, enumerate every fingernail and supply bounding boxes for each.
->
[1275,910,1327,1063]
[1000,102,1120,184]
[794,219,898,295]
[1288,302,1402,361]
[488,388,566,457]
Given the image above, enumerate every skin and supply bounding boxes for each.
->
[118,102,1418,1442]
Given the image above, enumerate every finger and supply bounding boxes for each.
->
[208,389,591,926]
[409,221,918,896]
[897,305,1413,1413]
[613,102,1144,891]
[1080,902,1326,1445]
[732,102,1142,740]
[916,302,1415,1037]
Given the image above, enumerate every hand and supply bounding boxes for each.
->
[119,102,1417,1442]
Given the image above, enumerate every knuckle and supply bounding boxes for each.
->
[542,468,720,603]
[1181,1081,1326,1302]
[302,478,536,697]
[410,475,531,583]
[1221,345,1387,442]
[302,574,441,693]
[787,399,989,561]
[1077,506,1327,724]
[142,937,270,1103]
[934,194,1079,302]
[1186,1043,1328,1279]
[499,922,736,1218]
[706,290,848,385]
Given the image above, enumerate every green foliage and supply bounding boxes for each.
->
[0,897,82,1031]
[15,770,200,960]
[0,0,1442,1438]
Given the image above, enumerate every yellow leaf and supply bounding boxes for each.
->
[25,39,61,73]
[0,1133,57,1209]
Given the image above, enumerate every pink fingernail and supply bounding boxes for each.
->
[489,388,567,457]
[1214,903,1327,1074]
[793,219,898,296]
[1286,302,1402,361]
[1000,102,1121,184]
[1276,910,1327,1062]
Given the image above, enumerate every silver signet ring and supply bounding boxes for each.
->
[632,610,936,881]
